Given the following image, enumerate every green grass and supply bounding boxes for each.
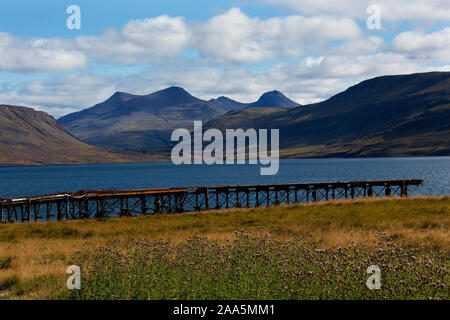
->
[0,197,448,299]
[62,232,449,300]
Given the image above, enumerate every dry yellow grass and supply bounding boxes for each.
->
[0,196,448,299]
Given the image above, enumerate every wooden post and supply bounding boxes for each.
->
[141,196,147,215]
[255,189,260,207]
[246,188,250,208]
[216,191,219,210]
[46,203,51,220]
[180,193,185,212]
[226,190,229,209]
[173,194,178,212]
[154,196,161,213]
[13,206,18,221]
[65,196,69,220]
[195,191,199,210]
[27,200,31,222]
[33,203,38,222]
[368,185,373,197]
[7,206,13,222]
[205,188,209,210]
[84,199,89,218]
[168,194,172,213]
[56,202,62,220]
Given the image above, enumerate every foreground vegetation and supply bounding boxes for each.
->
[0,197,448,299]
[63,232,448,300]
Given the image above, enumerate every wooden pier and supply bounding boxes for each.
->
[0,179,423,223]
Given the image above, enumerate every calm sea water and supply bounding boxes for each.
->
[0,157,449,199]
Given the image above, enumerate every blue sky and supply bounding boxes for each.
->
[0,0,448,117]
[0,0,294,37]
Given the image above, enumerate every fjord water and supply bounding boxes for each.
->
[0,157,449,199]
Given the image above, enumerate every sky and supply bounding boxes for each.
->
[0,0,449,118]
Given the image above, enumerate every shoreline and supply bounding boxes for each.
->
[1,154,450,169]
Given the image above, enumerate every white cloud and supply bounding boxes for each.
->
[264,0,450,21]
[0,33,86,72]
[76,15,191,64]
[0,9,365,70]
[0,74,118,117]
[194,7,362,63]
[330,36,384,55]
[425,65,450,72]
[0,49,427,118]
[0,6,447,115]
[0,8,446,73]
[283,53,421,79]
[392,28,450,61]
[0,15,190,72]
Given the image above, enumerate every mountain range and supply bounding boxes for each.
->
[0,71,448,166]
[59,87,298,151]
[206,71,450,157]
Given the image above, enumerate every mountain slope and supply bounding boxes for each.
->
[59,87,225,151]
[205,71,450,157]
[0,105,160,166]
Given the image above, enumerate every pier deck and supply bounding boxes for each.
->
[0,179,423,223]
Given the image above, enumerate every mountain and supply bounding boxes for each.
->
[247,90,300,108]
[205,71,450,157]
[59,87,225,151]
[209,91,300,110]
[0,105,161,166]
[60,87,300,151]
[206,107,289,130]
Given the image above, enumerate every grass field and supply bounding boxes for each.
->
[0,196,448,299]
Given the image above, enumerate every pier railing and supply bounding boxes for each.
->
[0,179,423,223]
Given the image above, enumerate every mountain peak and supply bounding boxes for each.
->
[209,91,300,110]
[107,91,137,103]
[146,86,200,106]
[251,90,300,108]
[214,96,232,101]
[258,90,287,100]
[210,96,240,104]
[157,86,190,95]
[264,90,282,95]
[209,96,247,111]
